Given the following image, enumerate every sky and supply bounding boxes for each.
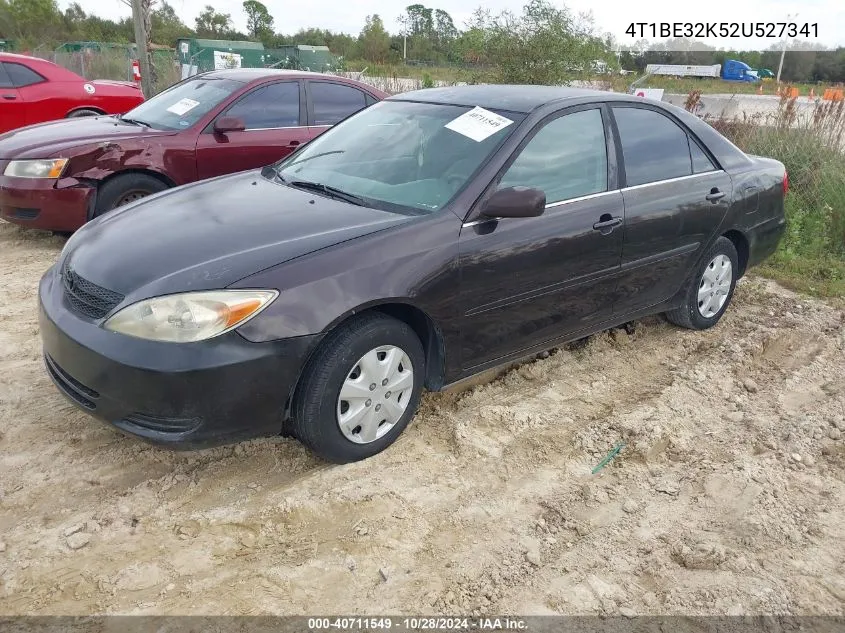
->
[61,0,845,51]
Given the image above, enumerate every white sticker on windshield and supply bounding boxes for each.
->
[445,106,513,142]
[166,98,200,116]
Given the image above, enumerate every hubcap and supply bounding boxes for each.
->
[698,254,732,318]
[336,345,414,444]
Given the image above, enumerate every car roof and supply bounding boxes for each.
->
[0,52,52,64]
[388,85,643,114]
[200,68,355,83]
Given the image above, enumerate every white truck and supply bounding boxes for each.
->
[644,64,721,78]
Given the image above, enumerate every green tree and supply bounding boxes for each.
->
[243,0,273,40]
[486,0,608,84]
[358,14,390,64]
[151,1,191,46]
[195,5,232,38]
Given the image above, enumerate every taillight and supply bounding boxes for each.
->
[783,171,789,195]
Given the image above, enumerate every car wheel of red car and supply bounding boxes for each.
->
[66,108,103,118]
[94,173,169,218]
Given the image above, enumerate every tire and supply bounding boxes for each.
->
[94,173,168,218]
[666,236,739,330]
[66,109,102,118]
[292,313,425,464]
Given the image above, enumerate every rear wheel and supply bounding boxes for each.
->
[94,173,168,218]
[666,236,738,330]
[292,313,425,464]
[66,108,102,118]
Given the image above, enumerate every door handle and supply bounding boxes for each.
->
[705,188,726,202]
[592,215,623,234]
[2,94,16,100]
[286,140,301,148]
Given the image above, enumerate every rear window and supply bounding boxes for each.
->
[4,62,45,88]
[612,106,693,187]
[310,82,367,126]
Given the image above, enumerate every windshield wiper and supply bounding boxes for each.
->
[288,180,366,207]
[119,115,151,128]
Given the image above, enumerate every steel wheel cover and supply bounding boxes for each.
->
[698,254,732,318]
[336,345,414,444]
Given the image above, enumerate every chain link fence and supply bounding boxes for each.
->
[30,47,181,96]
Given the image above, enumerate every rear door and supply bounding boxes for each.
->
[0,63,25,133]
[305,80,371,142]
[195,80,306,180]
[610,104,732,313]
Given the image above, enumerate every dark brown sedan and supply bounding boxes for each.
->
[39,86,787,463]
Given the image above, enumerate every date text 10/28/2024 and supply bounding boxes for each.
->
[625,22,819,39]
[308,617,527,631]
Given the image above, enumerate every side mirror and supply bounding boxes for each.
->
[213,116,246,134]
[481,186,546,219]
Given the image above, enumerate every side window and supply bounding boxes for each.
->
[224,82,300,130]
[5,62,46,88]
[499,108,607,205]
[613,106,692,187]
[0,63,12,89]
[310,82,366,126]
[689,137,717,173]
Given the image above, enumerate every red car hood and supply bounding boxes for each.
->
[0,116,175,159]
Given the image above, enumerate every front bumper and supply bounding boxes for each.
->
[38,268,321,448]
[0,172,93,232]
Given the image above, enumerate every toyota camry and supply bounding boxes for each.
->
[38,85,787,463]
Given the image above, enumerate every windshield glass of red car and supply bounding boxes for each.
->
[274,100,525,215]
[120,77,243,131]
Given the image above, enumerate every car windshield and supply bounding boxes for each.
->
[272,100,525,214]
[119,76,243,131]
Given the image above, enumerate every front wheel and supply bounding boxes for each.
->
[94,173,168,218]
[292,313,425,463]
[665,236,739,330]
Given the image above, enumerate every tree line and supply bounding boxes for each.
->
[1,0,844,84]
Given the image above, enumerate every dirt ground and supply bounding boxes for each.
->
[0,220,844,616]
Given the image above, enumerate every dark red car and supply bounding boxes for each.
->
[0,69,386,231]
[0,52,144,134]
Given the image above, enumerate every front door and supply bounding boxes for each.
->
[0,63,26,133]
[195,80,306,180]
[459,106,625,370]
[609,104,732,313]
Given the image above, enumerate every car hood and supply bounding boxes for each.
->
[61,170,416,302]
[0,116,173,159]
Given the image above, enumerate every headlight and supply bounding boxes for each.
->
[103,290,278,343]
[3,158,69,179]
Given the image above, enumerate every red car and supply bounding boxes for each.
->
[0,69,386,232]
[0,52,144,134]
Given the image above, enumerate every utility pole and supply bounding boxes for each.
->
[776,12,797,84]
[130,0,153,97]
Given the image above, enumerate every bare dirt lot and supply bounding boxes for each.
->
[1,221,844,616]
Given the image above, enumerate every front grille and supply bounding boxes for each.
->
[121,413,201,434]
[61,263,124,320]
[45,354,99,410]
